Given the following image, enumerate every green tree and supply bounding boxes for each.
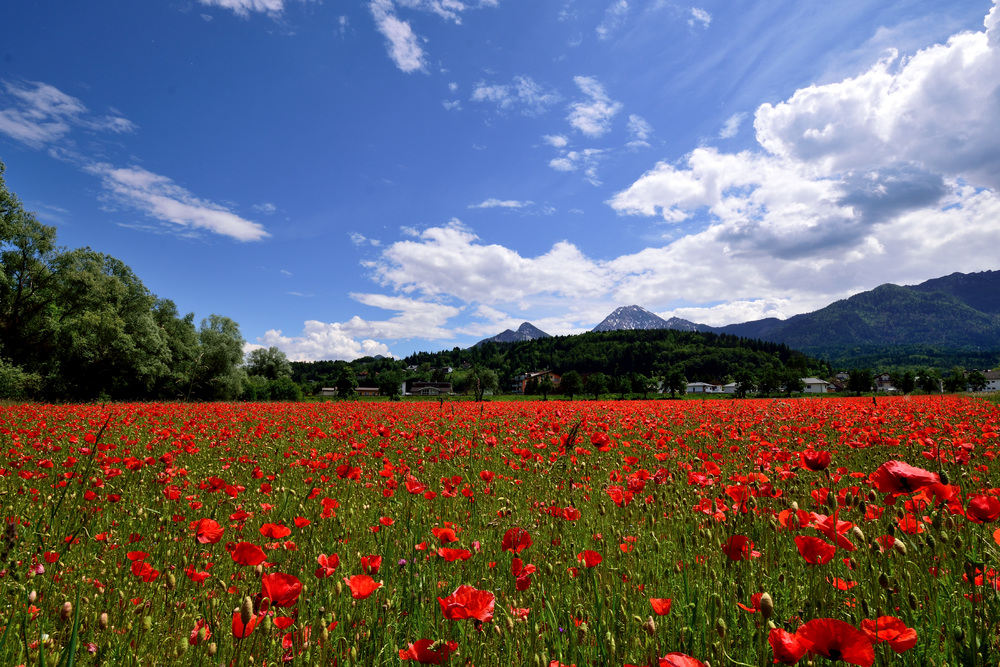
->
[783,370,805,396]
[151,298,199,399]
[662,368,687,398]
[733,368,755,398]
[756,366,782,396]
[630,372,656,399]
[377,370,405,400]
[245,346,292,380]
[967,370,988,392]
[468,367,498,401]
[586,372,608,399]
[610,374,630,399]
[268,375,302,401]
[538,375,554,400]
[191,315,246,400]
[335,365,359,399]
[918,368,942,393]
[847,369,873,396]
[560,370,583,400]
[890,370,916,395]
[943,367,968,393]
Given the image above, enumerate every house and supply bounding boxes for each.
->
[686,381,723,394]
[511,370,562,394]
[801,378,834,394]
[356,387,380,397]
[408,381,453,396]
[722,383,738,394]
[319,387,338,397]
[874,373,896,392]
[982,370,1000,392]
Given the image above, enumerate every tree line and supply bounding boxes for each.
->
[0,160,247,401]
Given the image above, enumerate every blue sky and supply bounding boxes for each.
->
[2,0,999,361]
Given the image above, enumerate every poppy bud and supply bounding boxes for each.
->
[99,612,108,630]
[939,530,949,544]
[28,590,36,603]
[758,593,774,620]
[908,592,918,611]
[861,599,870,616]
[715,617,727,639]
[176,637,189,657]
[166,573,176,590]
[208,643,217,657]
[886,523,895,537]
[878,572,890,590]
[954,536,964,552]
[851,526,865,544]
[858,499,867,514]
[642,616,656,636]
[826,493,837,511]
[60,601,72,622]
[142,615,152,632]
[939,470,949,486]
[926,535,936,551]
[892,538,907,556]
[240,597,254,627]
[505,617,514,634]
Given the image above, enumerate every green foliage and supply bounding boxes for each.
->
[377,369,405,400]
[191,315,246,400]
[245,346,292,380]
[585,372,608,399]
[467,367,498,401]
[847,369,873,396]
[560,370,583,399]
[967,370,988,392]
[334,365,359,399]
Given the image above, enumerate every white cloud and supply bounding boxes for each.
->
[471,76,560,115]
[596,0,629,41]
[548,148,606,185]
[543,134,569,148]
[689,7,711,28]
[370,0,427,73]
[754,20,1000,190]
[626,114,652,148]
[253,202,277,214]
[718,112,745,139]
[469,198,533,209]
[87,163,270,242]
[197,0,285,16]
[567,76,622,137]
[0,80,135,148]
[256,322,394,361]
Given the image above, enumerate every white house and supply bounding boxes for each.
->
[983,370,1000,392]
[801,378,833,394]
[686,381,723,394]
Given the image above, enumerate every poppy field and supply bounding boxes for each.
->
[1,396,999,667]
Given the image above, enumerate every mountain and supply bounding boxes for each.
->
[474,322,551,346]
[908,270,1000,314]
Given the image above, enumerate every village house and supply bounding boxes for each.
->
[510,370,562,394]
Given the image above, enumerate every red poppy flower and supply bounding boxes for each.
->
[577,550,602,568]
[191,518,225,544]
[438,547,473,562]
[344,574,383,600]
[736,593,763,613]
[869,461,939,495]
[231,542,268,566]
[185,564,210,584]
[437,585,496,623]
[261,572,302,608]
[769,627,811,664]
[966,495,1000,523]
[293,516,311,528]
[259,523,292,539]
[659,652,707,667]
[649,598,672,615]
[721,535,760,561]
[501,527,532,554]
[232,610,259,639]
[802,450,831,471]
[361,555,382,574]
[794,536,836,565]
[562,506,581,521]
[860,617,917,654]
[399,639,459,664]
[796,618,874,667]
[189,618,211,645]
[314,553,340,579]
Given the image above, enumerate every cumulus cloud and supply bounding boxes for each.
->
[543,134,569,148]
[255,293,461,360]
[596,0,629,41]
[87,163,270,241]
[599,1,1000,318]
[471,76,560,115]
[567,76,622,137]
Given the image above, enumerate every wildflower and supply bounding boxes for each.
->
[501,527,532,554]
[343,574,382,600]
[769,627,811,664]
[576,550,602,568]
[649,598,672,615]
[796,618,874,667]
[438,585,495,623]
[860,616,917,654]
[191,518,224,544]
[260,572,302,608]
[314,553,340,579]
[398,639,458,664]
